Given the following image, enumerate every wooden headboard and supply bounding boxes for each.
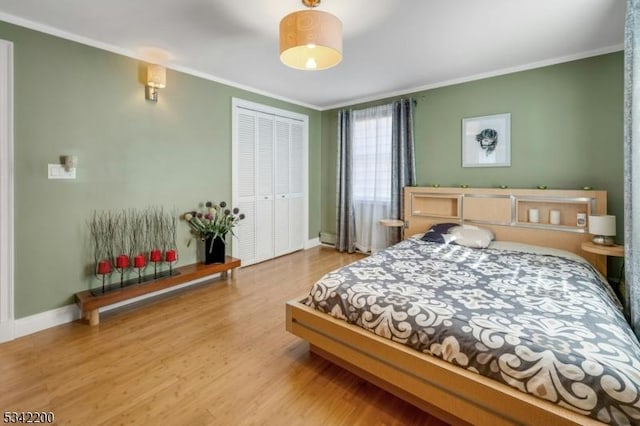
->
[403,186,608,274]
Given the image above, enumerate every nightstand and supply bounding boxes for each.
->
[380,219,405,247]
[581,241,625,298]
[581,241,624,257]
[379,219,405,228]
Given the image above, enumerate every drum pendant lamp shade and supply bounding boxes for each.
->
[279,3,342,71]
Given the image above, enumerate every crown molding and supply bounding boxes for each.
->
[0,13,321,111]
[320,44,624,111]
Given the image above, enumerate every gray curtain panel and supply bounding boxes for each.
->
[336,100,416,252]
[389,99,417,244]
[336,110,356,253]
[624,0,640,339]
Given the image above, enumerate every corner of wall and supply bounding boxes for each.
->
[305,237,320,249]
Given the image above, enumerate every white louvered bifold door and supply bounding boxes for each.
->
[289,121,305,251]
[255,113,275,262]
[233,99,308,267]
[274,119,291,256]
[235,109,257,264]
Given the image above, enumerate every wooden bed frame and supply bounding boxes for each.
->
[287,187,608,425]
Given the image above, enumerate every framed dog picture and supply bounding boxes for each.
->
[462,113,511,167]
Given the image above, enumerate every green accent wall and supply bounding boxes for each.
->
[321,53,624,252]
[0,18,624,319]
[0,20,322,317]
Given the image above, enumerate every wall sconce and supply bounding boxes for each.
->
[61,155,78,172]
[145,64,166,102]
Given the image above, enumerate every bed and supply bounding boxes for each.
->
[286,187,640,425]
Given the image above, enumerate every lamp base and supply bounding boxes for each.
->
[592,235,615,246]
[145,85,158,102]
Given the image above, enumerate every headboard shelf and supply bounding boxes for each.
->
[403,186,608,274]
[515,197,595,231]
[512,222,588,234]
[410,193,461,219]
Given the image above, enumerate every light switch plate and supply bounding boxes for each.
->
[48,164,76,179]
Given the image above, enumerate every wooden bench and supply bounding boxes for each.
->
[75,256,241,325]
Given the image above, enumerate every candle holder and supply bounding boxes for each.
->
[149,249,162,279]
[115,254,129,287]
[165,249,178,276]
[96,259,113,294]
[133,254,146,283]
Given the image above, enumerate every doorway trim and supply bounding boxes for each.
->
[0,40,14,342]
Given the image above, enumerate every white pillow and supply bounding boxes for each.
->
[449,225,494,248]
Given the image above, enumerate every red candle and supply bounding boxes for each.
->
[97,260,111,274]
[165,250,177,262]
[133,255,145,268]
[116,254,129,269]
[150,249,162,262]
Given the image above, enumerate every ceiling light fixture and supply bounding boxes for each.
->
[279,0,342,71]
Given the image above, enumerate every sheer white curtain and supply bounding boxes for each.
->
[351,104,393,252]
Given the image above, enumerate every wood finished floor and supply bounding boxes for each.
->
[0,246,449,426]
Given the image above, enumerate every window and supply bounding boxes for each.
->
[351,105,393,203]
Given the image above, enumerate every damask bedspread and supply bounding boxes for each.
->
[304,238,640,425]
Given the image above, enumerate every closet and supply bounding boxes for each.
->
[232,99,308,266]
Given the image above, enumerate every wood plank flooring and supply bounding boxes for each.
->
[0,246,449,426]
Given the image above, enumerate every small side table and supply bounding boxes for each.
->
[581,241,624,257]
[581,241,624,297]
[380,219,405,247]
[379,219,405,228]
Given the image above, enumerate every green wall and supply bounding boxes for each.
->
[0,21,322,318]
[0,18,625,319]
[321,53,624,248]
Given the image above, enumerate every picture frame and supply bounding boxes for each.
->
[462,113,511,167]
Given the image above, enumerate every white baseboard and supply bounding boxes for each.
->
[305,237,320,249]
[0,320,14,343]
[6,273,223,341]
[99,273,221,313]
[13,304,80,339]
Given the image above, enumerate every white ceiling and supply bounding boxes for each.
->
[0,0,626,110]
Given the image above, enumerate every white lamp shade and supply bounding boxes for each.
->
[588,215,616,236]
[147,64,166,88]
[279,9,342,70]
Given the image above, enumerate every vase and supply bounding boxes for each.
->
[204,236,226,264]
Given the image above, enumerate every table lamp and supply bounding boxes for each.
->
[588,215,616,246]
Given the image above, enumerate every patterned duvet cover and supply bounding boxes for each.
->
[304,238,640,425]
